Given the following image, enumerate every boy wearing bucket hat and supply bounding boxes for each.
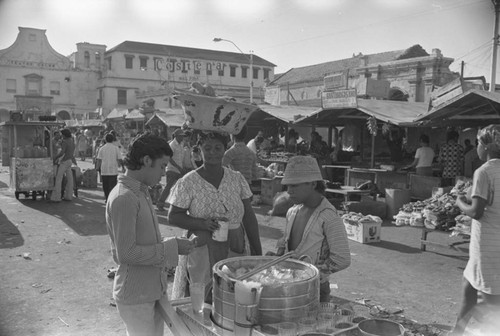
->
[268,156,351,302]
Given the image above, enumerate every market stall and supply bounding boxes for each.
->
[393,179,471,251]
[144,108,185,138]
[0,120,64,200]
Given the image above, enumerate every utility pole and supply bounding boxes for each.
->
[490,0,500,92]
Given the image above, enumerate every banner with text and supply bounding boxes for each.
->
[322,89,357,109]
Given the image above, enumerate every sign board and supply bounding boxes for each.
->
[356,78,390,99]
[322,89,357,109]
[264,86,281,106]
[324,71,347,90]
[429,78,464,110]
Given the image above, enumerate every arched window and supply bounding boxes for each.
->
[95,52,101,69]
[84,51,90,68]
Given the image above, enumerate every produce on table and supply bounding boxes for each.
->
[341,212,383,225]
[394,180,472,231]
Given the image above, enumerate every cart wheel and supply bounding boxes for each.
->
[15,192,20,200]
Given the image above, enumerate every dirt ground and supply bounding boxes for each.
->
[0,161,471,336]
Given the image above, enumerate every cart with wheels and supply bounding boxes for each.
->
[0,120,64,200]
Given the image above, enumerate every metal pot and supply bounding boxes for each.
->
[357,319,405,336]
[212,256,320,331]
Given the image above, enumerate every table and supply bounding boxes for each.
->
[325,186,374,203]
[322,165,351,184]
[420,227,470,252]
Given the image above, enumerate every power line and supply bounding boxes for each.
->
[259,0,488,51]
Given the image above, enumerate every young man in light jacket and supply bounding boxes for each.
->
[267,156,351,302]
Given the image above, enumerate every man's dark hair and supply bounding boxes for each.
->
[315,180,326,194]
[234,126,248,141]
[123,133,173,170]
[105,133,114,143]
[60,128,72,138]
[419,134,429,144]
[447,130,459,142]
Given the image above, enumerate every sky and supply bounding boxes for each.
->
[0,0,496,80]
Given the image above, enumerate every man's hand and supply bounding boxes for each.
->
[176,237,196,255]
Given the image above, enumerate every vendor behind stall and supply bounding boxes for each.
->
[267,156,351,302]
[404,134,435,176]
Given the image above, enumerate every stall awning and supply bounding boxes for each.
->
[125,109,145,121]
[104,108,128,120]
[293,99,427,127]
[413,89,500,127]
[145,109,185,127]
[65,119,104,128]
[250,104,321,125]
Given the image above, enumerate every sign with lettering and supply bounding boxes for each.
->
[154,58,227,74]
[322,89,357,109]
[11,158,55,191]
[264,86,281,106]
[324,71,347,90]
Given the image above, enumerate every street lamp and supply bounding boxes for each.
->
[213,37,253,103]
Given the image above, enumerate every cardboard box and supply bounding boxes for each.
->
[343,219,381,244]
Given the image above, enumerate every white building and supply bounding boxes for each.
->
[0,27,276,121]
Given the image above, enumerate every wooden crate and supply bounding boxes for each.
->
[260,177,284,205]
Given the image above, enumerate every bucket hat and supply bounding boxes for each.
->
[281,156,323,185]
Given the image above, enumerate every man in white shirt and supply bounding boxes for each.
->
[247,134,264,154]
[157,128,186,211]
[96,133,124,202]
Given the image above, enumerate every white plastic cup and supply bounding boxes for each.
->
[212,220,229,242]
[190,282,205,314]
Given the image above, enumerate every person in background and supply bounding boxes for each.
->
[287,129,299,153]
[50,128,77,203]
[439,130,464,186]
[156,128,186,212]
[181,130,196,173]
[110,130,124,155]
[464,139,474,154]
[267,156,351,302]
[222,125,258,185]
[106,133,196,336]
[75,130,88,161]
[96,133,124,203]
[452,125,500,335]
[168,132,262,301]
[247,133,264,155]
[404,134,435,176]
[463,139,482,178]
[93,130,105,164]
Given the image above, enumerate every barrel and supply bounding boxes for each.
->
[212,256,320,331]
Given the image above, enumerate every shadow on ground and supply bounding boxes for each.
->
[18,189,108,236]
[368,240,422,254]
[0,209,24,248]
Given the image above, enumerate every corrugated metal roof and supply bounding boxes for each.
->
[146,110,186,127]
[269,50,405,85]
[106,41,276,67]
[293,99,427,126]
[125,109,145,120]
[251,104,321,124]
[414,89,500,127]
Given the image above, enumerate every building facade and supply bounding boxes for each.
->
[266,45,458,107]
[0,27,105,121]
[0,27,276,121]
